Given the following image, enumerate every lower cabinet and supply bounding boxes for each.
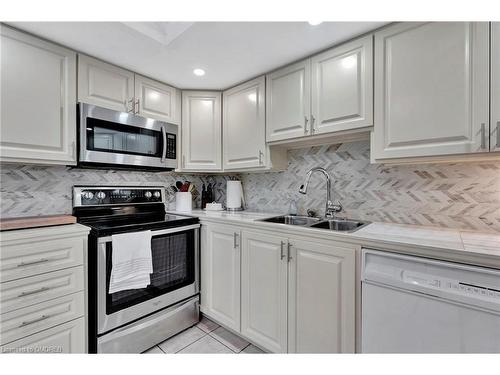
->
[200,224,241,331]
[240,231,288,353]
[200,222,356,353]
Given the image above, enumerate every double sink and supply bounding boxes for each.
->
[258,215,370,233]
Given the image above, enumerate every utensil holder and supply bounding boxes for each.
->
[175,192,192,212]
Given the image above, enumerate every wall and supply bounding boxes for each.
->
[0,165,229,217]
[240,141,500,233]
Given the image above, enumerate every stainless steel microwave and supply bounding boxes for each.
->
[78,103,178,170]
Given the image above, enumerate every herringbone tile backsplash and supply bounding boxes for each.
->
[1,140,499,233]
[240,141,500,233]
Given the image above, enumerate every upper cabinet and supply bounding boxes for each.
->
[266,59,311,142]
[223,76,268,170]
[135,74,180,124]
[78,55,134,113]
[78,55,180,124]
[372,22,490,161]
[181,91,222,171]
[491,22,500,152]
[265,35,373,144]
[0,25,77,166]
[311,35,373,135]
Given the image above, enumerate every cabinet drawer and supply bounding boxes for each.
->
[0,236,84,282]
[0,292,84,345]
[1,317,85,354]
[0,266,84,314]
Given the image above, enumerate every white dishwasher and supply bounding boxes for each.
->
[361,249,500,353]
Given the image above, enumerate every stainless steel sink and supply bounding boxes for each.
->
[259,215,321,226]
[258,215,369,233]
[310,219,369,232]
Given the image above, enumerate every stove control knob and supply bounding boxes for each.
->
[96,191,106,200]
[144,191,152,199]
[153,191,161,199]
[82,191,94,200]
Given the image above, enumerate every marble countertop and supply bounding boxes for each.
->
[168,209,500,268]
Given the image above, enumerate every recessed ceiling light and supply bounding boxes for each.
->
[308,21,323,26]
[193,68,205,76]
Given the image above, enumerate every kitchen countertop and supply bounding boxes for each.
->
[0,214,77,231]
[168,209,500,268]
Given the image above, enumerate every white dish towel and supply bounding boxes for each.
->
[109,230,153,294]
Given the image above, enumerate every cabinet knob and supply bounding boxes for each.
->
[480,123,486,150]
[496,121,500,149]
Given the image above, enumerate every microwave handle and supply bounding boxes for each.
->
[161,126,167,163]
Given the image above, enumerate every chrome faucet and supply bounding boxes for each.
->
[299,167,342,218]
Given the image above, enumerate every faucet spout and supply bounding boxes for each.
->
[298,167,342,218]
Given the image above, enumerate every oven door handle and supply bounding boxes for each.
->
[161,126,167,163]
[97,223,200,243]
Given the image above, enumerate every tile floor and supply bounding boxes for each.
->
[143,315,265,354]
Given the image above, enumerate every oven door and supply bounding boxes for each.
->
[79,102,177,169]
[97,224,199,334]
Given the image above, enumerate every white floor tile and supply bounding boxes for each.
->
[178,335,233,354]
[210,326,249,353]
[241,344,265,354]
[196,315,220,333]
[157,326,206,353]
[142,345,164,354]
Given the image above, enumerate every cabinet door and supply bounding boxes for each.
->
[223,76,266,170]
[200,224,240,331]
[78,54,134,112]
[135,74,180,124]
[373,22,489,160]
[491,22,500,152]
[0,317,85,353]
[266,59,311,142]
[181,91,222,170]
[311,35,373,135]
[0,26,77,165]
[287,240,355,353]
[241,231,287,353]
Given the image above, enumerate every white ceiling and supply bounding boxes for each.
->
[10,22,386,89]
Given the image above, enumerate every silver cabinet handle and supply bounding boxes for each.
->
[496,121,500,148]
[280,241,286,260]
[233,232,239,249]
[17,258,49,267]
[18,287,50,298]
[19,314,51,327]
[311,115,316,134]
[480,123,486,150]
[287,242,292,262]
[258,150,263,165]
[71,141,76,158]
[135,98,140,114]
[160,126,167,163]
[304,116,309,134]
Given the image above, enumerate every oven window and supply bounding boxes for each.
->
[86,117,162,158]
[105,230,195,314]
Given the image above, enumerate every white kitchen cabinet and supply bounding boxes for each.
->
[287,240,356,353]
[78,54,135,112]
[266,59,311,142]
[491,22,500,152]
[223,76,267,170]
[181,91,222,171]
[311,35,373,135]
[135,74,180,124]
[200,224,241,331]
[372,22,490,161]
[0,25,77,165]
[240,231,288,353]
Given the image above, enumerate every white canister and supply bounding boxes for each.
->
[226,180,244,210]
[175,192,192,212]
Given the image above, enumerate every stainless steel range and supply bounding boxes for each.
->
[73,186,200,353]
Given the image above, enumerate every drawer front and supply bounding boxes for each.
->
[1,317,85,354]
[0,266,84,314]
[0,236,84,282]
[0,292,84,345]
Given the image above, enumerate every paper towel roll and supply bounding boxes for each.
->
[226,181,243,209]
